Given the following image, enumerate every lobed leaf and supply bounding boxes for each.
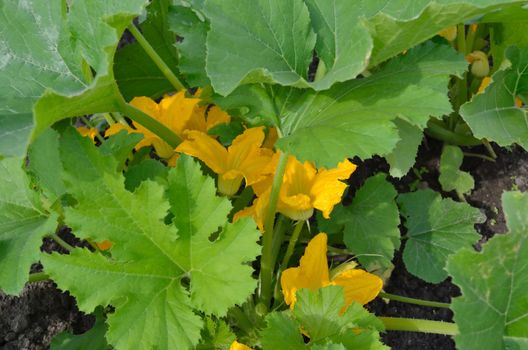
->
[0,157,58,295]
[398,189,484,283]
[439,145,475,195]
[42,130,260,349]
[460,46,528,149]
[447,191,528,349]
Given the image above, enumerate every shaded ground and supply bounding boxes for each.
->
[2,138,528,349]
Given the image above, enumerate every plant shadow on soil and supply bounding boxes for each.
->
[1,137,528,349]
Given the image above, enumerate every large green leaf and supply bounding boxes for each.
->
[202,0,376,96]
[447,191,528,349]
[169,4,210,87]
[335,175,401,271]
[115,0,180,100]
[0,0,148,157]
[42,131,260,349]
[398,189,484,283]
[490,22,528,71]
[50,309,109,350]
[261,286,387,350]
[0,158,57,295]
[275,43,467,167]
[460,46,528,149]
[363,0,528,66]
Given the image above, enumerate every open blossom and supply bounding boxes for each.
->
[234,155,356,229]
[176,127,273,196]
[281,233,383,309]
[105,91,230,164]
[77,126,98,141]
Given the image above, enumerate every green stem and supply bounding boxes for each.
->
[49,233,74,252]
[28,272,50,283]
[426,121,481,146]
[270,215,289,272]
[230,307,254,335]
[280,220,305,270]
[463,152,496,162]
[379,317,458,336]
[379,292,450,309]
[482,139,497,159]
[118,101,181,148]
[260,151,289,310]
[127,24,185,91]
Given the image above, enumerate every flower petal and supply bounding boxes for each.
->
[230,340,253,350]
[206,106,231,130]
[331,269,383,306]
[311,159,356,218]
[159,91,202,135]
[176,130,228,175]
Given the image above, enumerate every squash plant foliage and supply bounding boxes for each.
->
[1,0,528,349]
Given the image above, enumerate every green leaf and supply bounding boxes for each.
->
[167,155,261,315]
[364,0,528,66]
[43,133,260,349]
[502,191,528,233]
[398,189,484,283]
[115,0,180,100]
[203,0,316,96]
[447,191,528,349]
[439,145,474,195]
[125,159,168,192]
[336,174,400,271]
[261,312,305,350]
[28,128,66,203]
[99,130,143,171]
[276,43,466,167]
[490,22,528,70]
[0,0,148,157]
[197,318,235,350]
[50,309,109,350]
[460,46,528,149]
[386,119,423,178]
[261,286,386,350]
[0,158,58,295]
[168,4,210,87]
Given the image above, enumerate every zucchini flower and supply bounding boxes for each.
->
[176,127,273,196]
[234,156,356,229]
[438,26,457,41]
[466,51,489,78]
[106,92,230,162]
[281,233,383,309]
[230,341,252,350]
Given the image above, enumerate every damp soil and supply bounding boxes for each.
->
[2,137,528,350]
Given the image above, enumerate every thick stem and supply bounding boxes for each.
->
[118,101,181,148]
[426,121,481,146]
[482,139,498,159]
[49,233,74,252]
[260,151,289,310]
[379,317,458,336]
[379,292,450,309]
[127,24,185,91]
[28,272,50,283]
[280,220,305,270]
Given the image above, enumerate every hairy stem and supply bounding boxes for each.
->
[260,151,289,310]
[379,292,450,309]
[127,23,185,91]
[280,220,305,270]
[118,101,181,148]
[380,317,458,336]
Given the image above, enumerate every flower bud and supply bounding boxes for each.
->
[438,26,457,41]
[466,51,489,78]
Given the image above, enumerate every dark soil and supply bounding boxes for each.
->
[2,137,528,349]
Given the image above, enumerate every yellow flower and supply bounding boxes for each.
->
[281,233,383,309]
[77,126,98,141]
[234,155,356,228]
[230,340,252,350]
[477,76,492,94]
[105,92,231,162]
[438,26,457,41]
[176,127,273,196]
[96,240,113,251]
